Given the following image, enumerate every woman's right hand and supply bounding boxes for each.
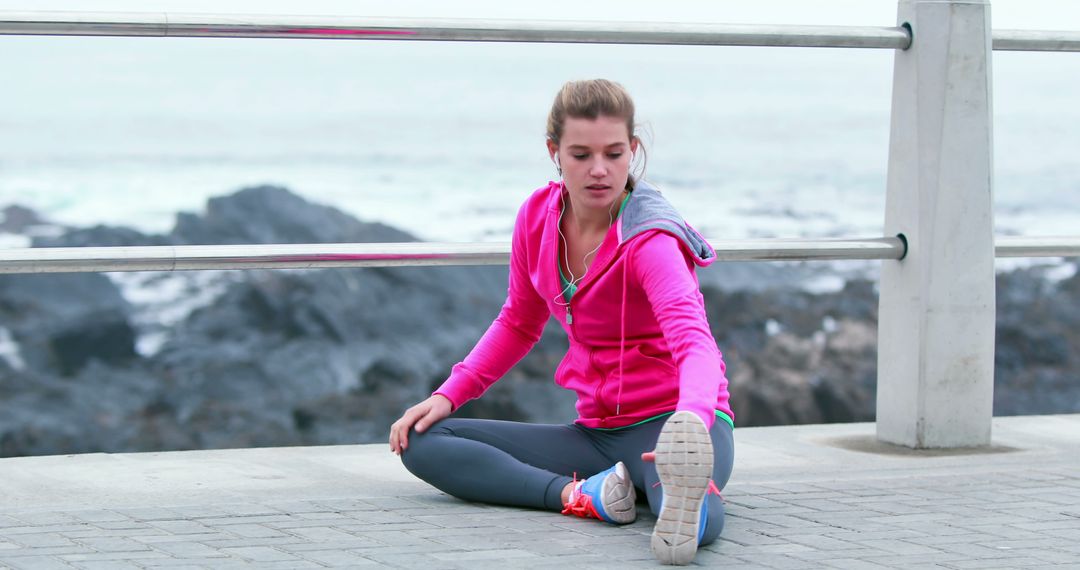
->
[389,394,453,455]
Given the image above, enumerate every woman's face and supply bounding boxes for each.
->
[548,115,638,213]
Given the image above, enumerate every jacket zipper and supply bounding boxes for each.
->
[589,348,611,417]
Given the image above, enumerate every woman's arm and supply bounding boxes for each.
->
[632,232,727,429]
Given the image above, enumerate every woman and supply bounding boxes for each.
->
[389,79,734,566]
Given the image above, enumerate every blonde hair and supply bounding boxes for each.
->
[546,79,635,144]
[546,79,645,188]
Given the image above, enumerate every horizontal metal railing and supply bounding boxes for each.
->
[3,12,1080,52]
[0,236,1076,274]
[1,11,912,49]
[0,237,905,274]
[994,236,1080,258]
[993,29,1080,52]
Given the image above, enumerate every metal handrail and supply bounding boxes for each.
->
[0,11,912,49]
[3,236,1074,274]
[995,236,1080,258]
[4,12,1079,52]
[993,29,1080,52]
[0,237,905,274]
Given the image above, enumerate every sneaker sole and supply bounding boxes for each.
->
[600,462,637,524]
[651,411,713,565]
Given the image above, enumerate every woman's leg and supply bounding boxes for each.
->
[603,417,735,545]
[400,418,612,511]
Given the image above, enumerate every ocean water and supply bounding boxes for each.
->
[1,35,1079,246]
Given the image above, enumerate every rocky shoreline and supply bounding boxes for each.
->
[1,186,1077,457]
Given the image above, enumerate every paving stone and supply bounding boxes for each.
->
[1031,549,1080,564]
[350,541,465,556]
[1045,527,1080,541]
[111,508,183,522]
[334,521,438,532]
[820,559,895,570]
[9,515,78,527]
[0,547,94,558]
[274,538,382,552]
[264,518,359,530]
[219,561,323,570]
[851,539,944,556]
[975,537,1076,549]
[284,526,363,542]
[145,521,215,535]
[68,561,144,570]
[198,537,306,549]
[295,549,379,566]
[514,539,587,556]
[941,556,1057,569]
[81,537,159,555]
[211,504,285,517]
[0,557,76,570]
[0,527,89,537]
[218,546,300,562]
[163,506,232,520]
[130,533,235,544]
[904,533,1004,546]
[730,552,821,569]
[0,516,27,529]
[430,548,537,561]
[209,523,287,539]
[359,497,429,510]
[785,533,861,551]
[71,521,149,532]
[8,534,78,548]
[787,547,892,561]
[65,512,129,525]
[148,542,227,559]
[262,501,333,515]
[824,529,928,542]
[863,512,956,525]
[195,515,293,526]
[934,541,1022,558]
[57,551,169,562]
[133,561,211,565]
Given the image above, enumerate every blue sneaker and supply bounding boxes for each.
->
[561,461,637,524]
[651,411,714,565]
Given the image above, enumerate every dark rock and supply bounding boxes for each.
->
[0,205,47,234]
[171,185,416,245]
[32,225,171,248]
[0,273,135,376]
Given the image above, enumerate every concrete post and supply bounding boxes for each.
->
[877,0,996,448]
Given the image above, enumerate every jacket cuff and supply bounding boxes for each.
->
[432,365,484,411]
[675,402,716,431]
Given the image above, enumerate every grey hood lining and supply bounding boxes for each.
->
[619,180,715,265]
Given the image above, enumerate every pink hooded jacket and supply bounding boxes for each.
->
[435,180,733,429]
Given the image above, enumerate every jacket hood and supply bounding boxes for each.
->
[617,179,716,267]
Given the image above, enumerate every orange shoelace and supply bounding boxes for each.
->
[560,473,603,519]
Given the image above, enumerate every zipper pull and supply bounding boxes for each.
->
[566,306,573,325]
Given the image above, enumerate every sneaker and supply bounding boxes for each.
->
[561,461,637,524]
[651,411,714,565]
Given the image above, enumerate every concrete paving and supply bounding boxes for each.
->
[0,414,1078,569]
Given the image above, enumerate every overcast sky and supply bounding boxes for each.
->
[1,0,1079,29]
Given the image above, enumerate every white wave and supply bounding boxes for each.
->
[0,233,31,248]
[108,270,238,357]
[0,326,26,371]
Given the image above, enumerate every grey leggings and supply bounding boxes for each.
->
[400,415,734,545]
